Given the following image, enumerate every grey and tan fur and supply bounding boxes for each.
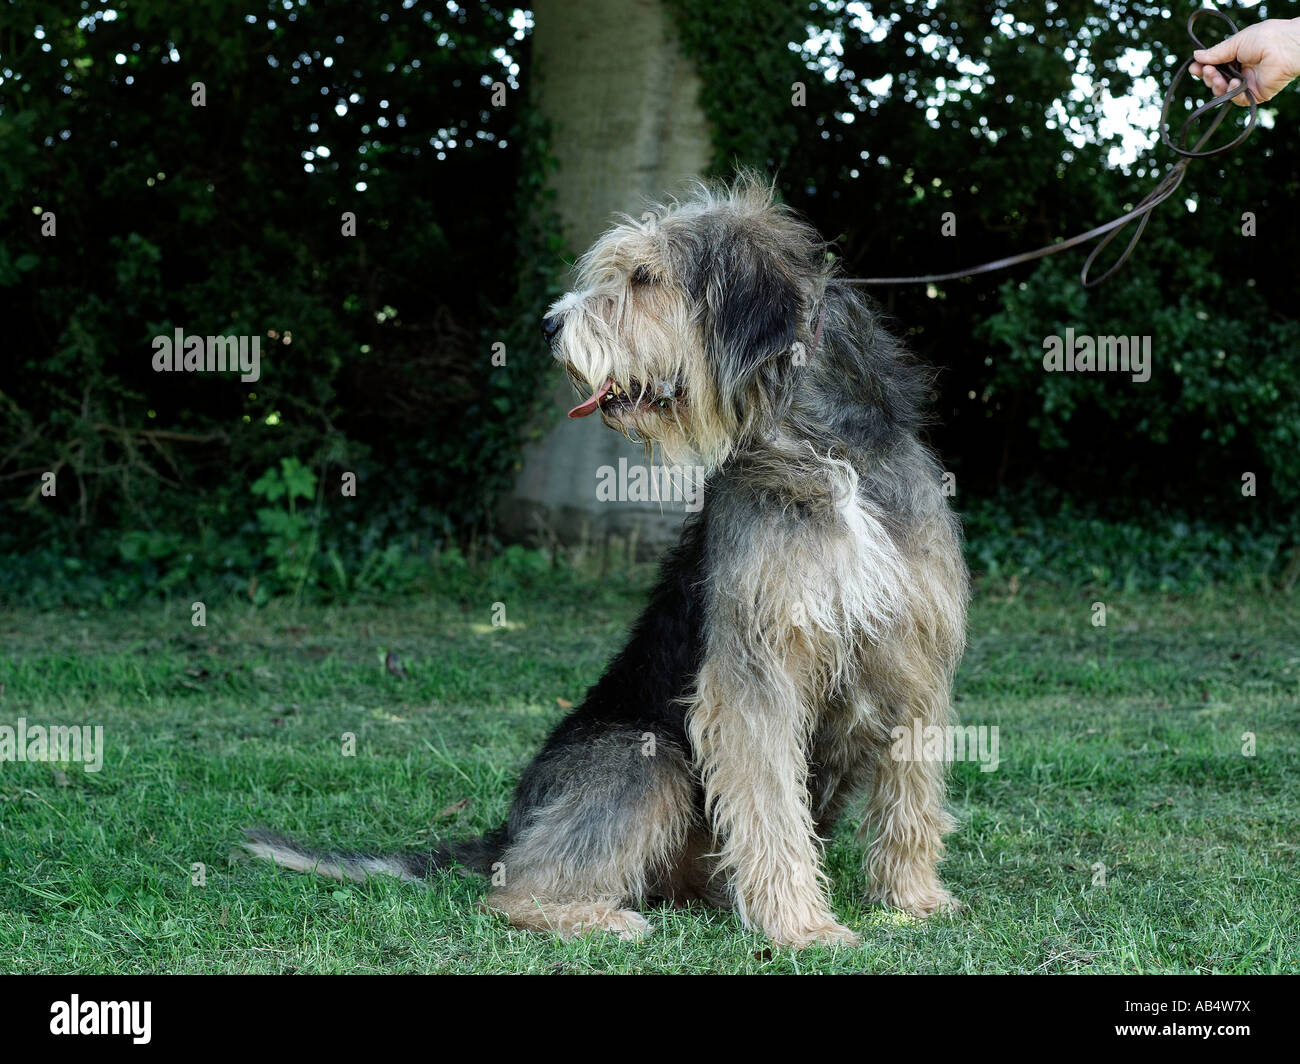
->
[245,173,968,949]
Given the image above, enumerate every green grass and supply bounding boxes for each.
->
[1,572,1298,973]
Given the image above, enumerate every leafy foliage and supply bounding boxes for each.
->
[0,0,560,570]
[251,457,319,599]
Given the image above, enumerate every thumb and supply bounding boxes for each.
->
[1193,38,1239,66]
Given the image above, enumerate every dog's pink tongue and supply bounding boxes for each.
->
[567,377,612,419]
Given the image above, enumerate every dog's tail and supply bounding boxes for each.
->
[241,824,508,885]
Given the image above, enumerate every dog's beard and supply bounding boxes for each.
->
[566,374,681,421]
[552,299,708,466]
[561,355,737,472]
[565,364,694,462]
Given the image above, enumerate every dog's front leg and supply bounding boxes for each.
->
[688,650,859,949]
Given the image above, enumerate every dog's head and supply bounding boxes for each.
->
[543,174,823,469]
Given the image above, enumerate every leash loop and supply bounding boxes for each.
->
[1162,6,1258,158]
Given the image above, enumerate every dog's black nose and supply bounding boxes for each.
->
[541,314,562,345]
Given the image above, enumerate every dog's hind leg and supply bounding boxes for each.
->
[483,732,699,940]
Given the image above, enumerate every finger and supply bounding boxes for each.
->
[1193,38,1239,67]
[1226,77,1250,107]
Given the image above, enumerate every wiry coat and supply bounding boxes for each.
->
[245,176,969,948]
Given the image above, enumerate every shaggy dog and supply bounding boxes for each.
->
[246,175,968,949]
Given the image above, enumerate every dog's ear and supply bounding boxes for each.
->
[700,238,800,421]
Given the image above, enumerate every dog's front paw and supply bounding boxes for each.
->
[766,917,860,950]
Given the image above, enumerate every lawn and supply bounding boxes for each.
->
[1,569,1297,974]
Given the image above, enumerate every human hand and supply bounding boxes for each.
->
[1190,17,1300,105]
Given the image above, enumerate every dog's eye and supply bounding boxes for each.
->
[631,265,656,286]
